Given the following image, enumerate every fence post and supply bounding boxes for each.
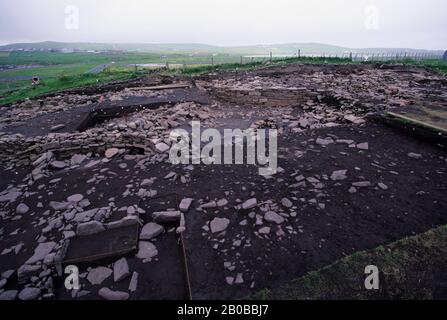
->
[240,56,243,65]
[298,49,301,58]
[211,55,214,66]
[270,52,272,63]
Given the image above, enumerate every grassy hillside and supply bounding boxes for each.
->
[0,41,350,55]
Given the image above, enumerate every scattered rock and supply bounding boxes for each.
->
[0,290,18,300]
[330,170,348,181]
[26,242,56,264]
[352,181,371,188]
[18,287,41,301]
[17,264,41,282]
[235,273,244,284]
[356,142,369,150]
[258,227,271,235]
[50,161,67,170]
[105,148,120,159]
[316,138,333,146]
[226,277,234,285]
[264,211,285,224]
[155,143,170,153]
[210,218,230,233]
[136,241,158,260]
[16,203,30,214]
[408,152,422,159]
[50,124,66,132]
[378,183,389,190]
[87,267,113,285]
[0,189,22,203]
[179,198,194,212]
[98,287,129,300]
[242,198,257,210]
[281,198,293,208]
[113,258,130,282]
[129,272,139,292]
[140,222,164,240]
[67,194,84,203]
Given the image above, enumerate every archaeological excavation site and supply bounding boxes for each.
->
[0,61,446,301]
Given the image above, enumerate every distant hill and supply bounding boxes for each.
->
[0,41,442,56]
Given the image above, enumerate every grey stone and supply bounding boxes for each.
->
[50,124,65,132]
[0,290,18,300]
[128,272,139,292]
[136,241,158,260]
[378,183,389,190]
[316,138,333,146]
[155,143,170,153]
[67,194,84,203]
[18,287,41,300]
[264,211,285,224]
[25,242,57,264]
[98,287,129,300]
[0,189,22,203]
[408,152,422,159]
[330,170,348,181]
[87,267,113,285]
[113,258,130,282]
[281,198,293,208]
[258,227,271,235]
[17,264,41,281]
[152,211,181,223]
[179,198,193,212]
[210,218,230,233]
[242,198,257,210]
[16,203,29,214]
[49,201,70,211]
[217,199,229,207]
[356,142,369,150]
[70,154,87,165]
[352,181,371,188]
[200,201,217,209]
[105,148,119,159]
[235,273,244,284]
[50,161,67,170]
[1,269,14,280]
[140,222,164,240]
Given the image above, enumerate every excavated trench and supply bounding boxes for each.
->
[76,101,178,132]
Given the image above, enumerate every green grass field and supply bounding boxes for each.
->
[1,51,446,106]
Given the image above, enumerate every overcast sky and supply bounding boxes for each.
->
[0,0,445,49]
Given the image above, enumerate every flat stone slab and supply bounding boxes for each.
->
[63,224,138,264]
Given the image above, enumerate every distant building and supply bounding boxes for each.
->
[60,48,75,53]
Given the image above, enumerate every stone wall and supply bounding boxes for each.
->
[209,87,318,107]
[0,132,154,167]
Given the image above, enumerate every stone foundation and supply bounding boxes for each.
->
[209,87,318,107]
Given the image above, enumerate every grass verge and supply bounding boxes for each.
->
[250,224,447,300]
[0,70,140,105]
